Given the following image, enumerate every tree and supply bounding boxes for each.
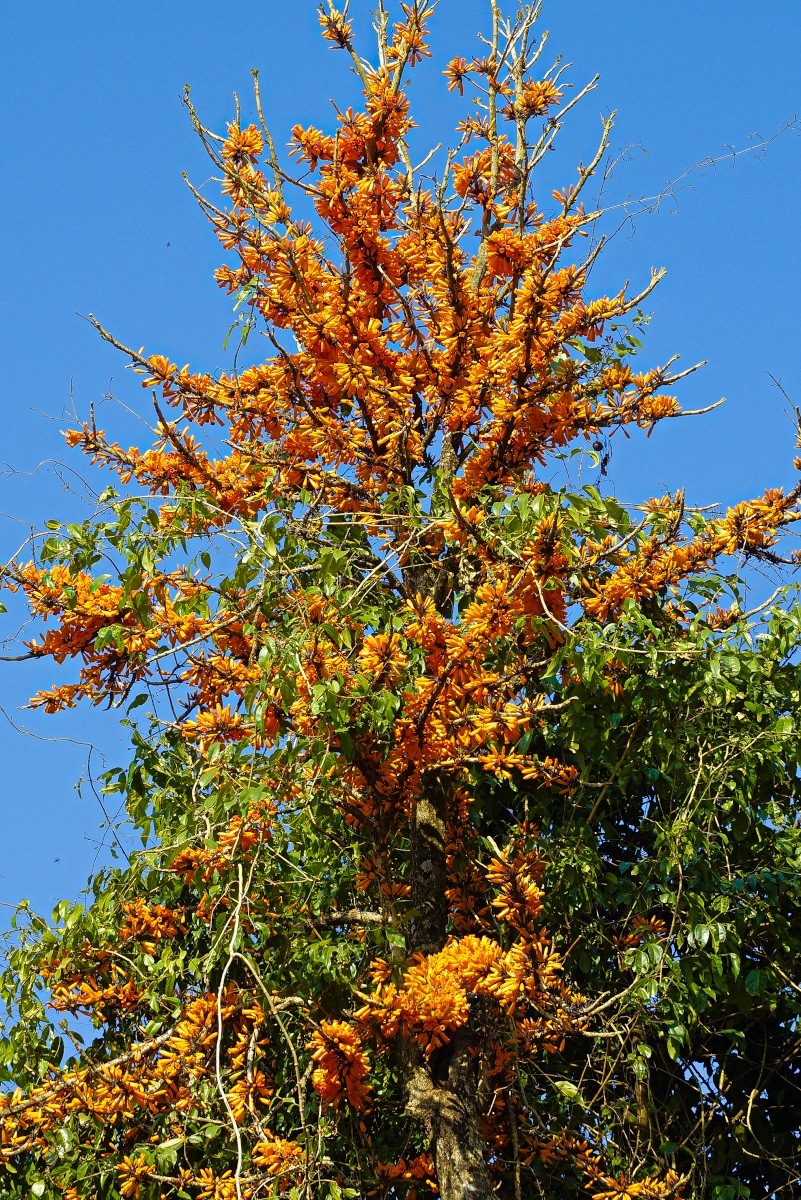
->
[0,2,800,1198]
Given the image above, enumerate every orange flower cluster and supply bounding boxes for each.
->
[0,992,220,1156]
[358,631,409,684]
[586,1169,685,1200]
[614,915,668,951]
[118,898,186,954]
[361,936,502,1053]
[355,842,578,1069]
[309,1020,373,1111]
[375,1153,438,1197]
[194,1168,238,1200]
[486,844,545,933]
[585,488,797,621]
[49,968,142,1021]
[519,1135,684,1200]
[169,805,273,882]
[251,1136,304,1191]
[117,1154,151,1199]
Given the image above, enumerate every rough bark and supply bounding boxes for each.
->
[400,1036,494,1200]
[404,771,495,1199]
[410,772,449,956]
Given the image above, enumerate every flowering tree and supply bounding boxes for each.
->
[1,3,800,1199]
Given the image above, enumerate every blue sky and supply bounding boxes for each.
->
[0,0,799,920]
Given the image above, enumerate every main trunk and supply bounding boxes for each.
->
[405,773,494,1200]
[430,1100,495,1200]
[410,772,449,956]
[401,1034,495,1200]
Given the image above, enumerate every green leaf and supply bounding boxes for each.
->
[554,1080,583,1105]
[692,923,710,949]
[744,970,762,996]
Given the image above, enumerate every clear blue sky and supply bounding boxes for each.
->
[0,0,799,920]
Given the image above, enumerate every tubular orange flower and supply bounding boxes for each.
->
[309,1020,372,1111]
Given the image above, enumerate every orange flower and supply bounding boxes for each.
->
[195,1168,239,1200]
[358,631,408,683]
[117,1155,151,1199]
[222,122,264,163]
[504,78,562,119]
[444,56,470,95]
[318,7,353,48]
[252,1135,304,1190]
[309,1020,372,1110]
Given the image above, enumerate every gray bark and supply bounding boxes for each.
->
[404,773,494,1200]
[401,1036,494,1200]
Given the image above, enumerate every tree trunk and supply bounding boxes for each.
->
[401,1037,494,1200]
[410,773,449,956]
[404,773,494,1199]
